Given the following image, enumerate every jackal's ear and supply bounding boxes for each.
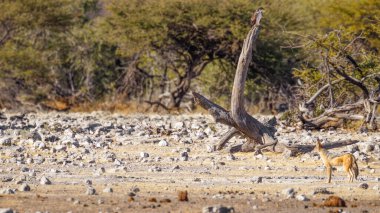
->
[315,139,322,147]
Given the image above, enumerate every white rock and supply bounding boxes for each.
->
[0,188,15,194]
[0,138,12,146]
[202,205,234,213]
[140,152,149,158]
[86,187,96,195]
[40,176,51,185]
[158,140,169,147]
[0,208,14,213]
[103,187,113,193]
[19,184,31,192]
[190,123,201,130]
[296,194,309,201]
[282,188,295,198]
[173,122,184,129]
[206,145,215,153]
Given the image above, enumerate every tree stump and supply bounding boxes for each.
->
[192,9,277,153]
[192,9,360,155]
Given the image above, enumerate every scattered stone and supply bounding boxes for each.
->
[282,148,297,158]
[0,138,12,146]
[159,198,171,203]
[206,144,215,153]
[202,205,234,213]
[140,152,149,158]
[96,167,106,174]
[178,190,188,201]
[54,145,67,152]
[148,166,162,172]
[363,143,375,152]
[0,188,15,194]
[40,176,52,185]
[32,131,43,141]
[372,185,380,191]
[323,196,346,207]
[103,187,113,193]
[173,122,184,129]
[282,188,295,198]
[84,179,92,186]
[158,140,169,147]
[1,177,13,182]
[172,165,180,170]
[148,197,157,202]
[19,183,31,192]
[86,187,96,195]
[193,178,201,182]
[359,183,369,189]
[97,199,104,204]
[190,123,200,130]
[227,154,236,161]
[296,194,309,201]
[180,151,189,161]
[0,208,14,213]
[312,187,333,195]
[131,186,140,193]
[251,176,263,184]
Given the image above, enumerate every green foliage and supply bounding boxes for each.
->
[294,0,380,110]
[0,0,120,105]
[97,0,306,108]
[0,0,379,111]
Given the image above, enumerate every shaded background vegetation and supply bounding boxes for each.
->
[0,0,378,114]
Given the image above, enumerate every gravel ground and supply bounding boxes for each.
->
[0,112,379,213]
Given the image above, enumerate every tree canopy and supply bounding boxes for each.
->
[0,0,378,115]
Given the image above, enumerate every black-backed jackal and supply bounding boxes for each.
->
[314,140,359,183]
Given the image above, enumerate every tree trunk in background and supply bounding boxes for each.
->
[192,10,278,153]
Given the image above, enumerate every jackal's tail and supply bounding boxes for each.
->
[352,156,359,180]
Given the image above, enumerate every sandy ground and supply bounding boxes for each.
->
[0,112,379,213]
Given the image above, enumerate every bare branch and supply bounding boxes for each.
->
[328,60,369,99]
[216,128,240,150]
[306,79,343,105]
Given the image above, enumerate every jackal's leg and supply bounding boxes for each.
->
[349,168,355,182]
[344,161,354,183]
[326,165,332,183]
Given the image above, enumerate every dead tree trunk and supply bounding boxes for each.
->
[192,10,277,153]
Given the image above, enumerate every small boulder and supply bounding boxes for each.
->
[359,183,369,189]
[40,176,51,185]
[86,187,96,195]
[202,205,234,213]
[296,194,309,201]
[0,208,14,213]
[282,188,295,198]
[158,140,169,147]
[19,184,31,192]
[103,187,113,193]
[140,152,149,158]
[0,138,12,146]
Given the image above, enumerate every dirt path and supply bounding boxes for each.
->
[0,112,379,212]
